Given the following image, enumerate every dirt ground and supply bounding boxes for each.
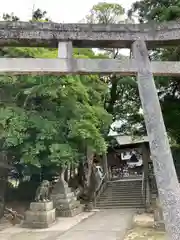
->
[5,201,30,215]
[0,201,30,231]
[124,227,165,240]
[123,212,166,240]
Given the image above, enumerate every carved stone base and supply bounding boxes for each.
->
[23,201,56,228]
[52,179,83,217]
[84,201,94,212]
[57,205,83,217]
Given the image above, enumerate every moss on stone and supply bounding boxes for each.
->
[124,227,165,240]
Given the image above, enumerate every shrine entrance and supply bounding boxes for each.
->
[107,140,145,181]
[1,20,180,239]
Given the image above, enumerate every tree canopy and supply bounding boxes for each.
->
[84,2,140,139]
[3,0,180,171]
[0,10,112,171]
[128,0,180,144]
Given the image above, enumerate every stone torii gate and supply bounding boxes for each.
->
[1,20,180,239]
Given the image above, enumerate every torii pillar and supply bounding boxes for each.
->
[132,40,180,240]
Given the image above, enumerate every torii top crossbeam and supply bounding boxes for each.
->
[1,20,180,76]
[1,20,180,48]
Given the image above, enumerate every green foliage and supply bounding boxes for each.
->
[129,0,180,22]
[0,70,111,168]
[86,2,125,24]
[129,0,180,143]
[85,2,140,135]
[0,11,112,169]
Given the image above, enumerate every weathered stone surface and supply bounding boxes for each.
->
[58,42,73,58]
[30,202,53,211]
[133,213,154,228]
[1,20,180,48]
[57,205,84,217]
[23,201,56,228]
[132,40,180,240]
[51,177,83,217]
[1,58,180,76]
[154,198,165,231]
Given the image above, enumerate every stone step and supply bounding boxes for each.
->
[107,185,142,188]
[105,189,141,192]
[106,187,142,190]
[98,198,143,201]
[97,202,143,206]
[108,182,142,185]
[96,203,144,208]
[101,193,141,196]
[108,189,141,191]
[100,196,142,199]
[100,195,141,199]
[108,183,142,187]
[96,203,144,206]
[103,190,141,194]
[97,195,143,199]
[96,201,144,205]
[99,195,142,198]
[95,205,144,209]
[97,199,143,203]
[96,180,144,209]
[108,180,142,183]
[99,198,143,201]
[107,186,142,190]
[108,183,142,186]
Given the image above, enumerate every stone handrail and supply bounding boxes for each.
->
[141,171,144,196]
[0,20,180,48]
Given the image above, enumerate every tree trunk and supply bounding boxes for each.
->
[106,75,118,114]
[0,167,8,219]
[78,162,85,187]
[86,147,94,188]
[64,167,68,182]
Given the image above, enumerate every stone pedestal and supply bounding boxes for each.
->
[51,178,83,217]
[154,198,165,231]
[23,201,55,228]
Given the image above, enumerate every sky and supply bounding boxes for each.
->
[0,0,135,23]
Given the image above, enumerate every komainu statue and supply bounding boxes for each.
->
[35,180,51,202]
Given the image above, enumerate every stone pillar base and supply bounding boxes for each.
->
[153,198,165,231]
[154,220,165,231]
[23,201,55,228]
[84,201,94,212]
[57,205,83,217]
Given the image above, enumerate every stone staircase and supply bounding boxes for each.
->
[95,179,145,209]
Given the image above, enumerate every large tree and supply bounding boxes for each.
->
[128,0,180,143]
[85,2,141,135]
[0,10,112,207]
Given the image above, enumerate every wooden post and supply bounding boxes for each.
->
[132,40,180,239]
